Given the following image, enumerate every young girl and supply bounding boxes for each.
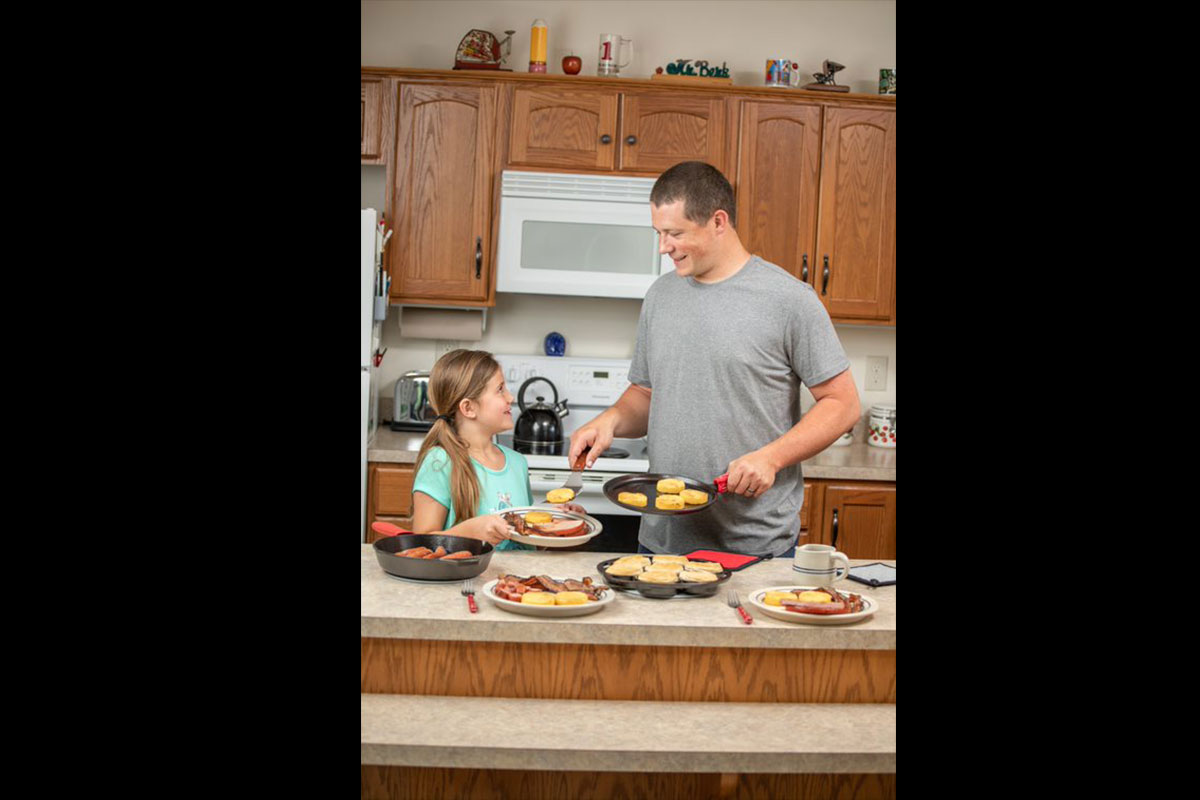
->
[411,349,586,549]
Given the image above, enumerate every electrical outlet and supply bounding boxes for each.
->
[435,340,459,358]
[866,356,888,391]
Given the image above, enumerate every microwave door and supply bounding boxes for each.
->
[497,196,665,299]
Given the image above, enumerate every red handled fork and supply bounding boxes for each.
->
[461,579,478,613]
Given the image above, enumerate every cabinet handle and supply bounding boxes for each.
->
[822,255,830,295]
[600,134,612,144]
[475,237,482,279]
[626,135,637,145]
[801,254,809,282]
[831,508,839,547]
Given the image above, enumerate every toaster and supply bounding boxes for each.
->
[391,370,435,431]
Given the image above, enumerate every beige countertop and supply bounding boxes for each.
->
[367,427,896,482]
[361,547,896,650]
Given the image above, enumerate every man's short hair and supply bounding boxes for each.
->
[650,161,736,228]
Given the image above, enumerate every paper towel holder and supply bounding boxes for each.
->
[396,305,489,338]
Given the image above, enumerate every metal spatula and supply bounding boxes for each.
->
[552,447,589,501]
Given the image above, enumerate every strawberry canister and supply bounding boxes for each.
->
[867,404,896,448]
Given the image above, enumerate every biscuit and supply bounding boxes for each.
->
[646,561,683,572]
[656,478,685,494]
[520,592,556,605]
[796,590,833,604]
[679,489,709,505]
[655,494,685,510]
[763,591,799,606]
[678,570,718,583]
[545,488,575,504]
[524,511,553,525]
[685,561,723,573]
[652,555,690,565]
[638,570,679,584]
[605,562,645,577]
[614,555,651,568]
[554,591,589,605]
[618,491,648,507]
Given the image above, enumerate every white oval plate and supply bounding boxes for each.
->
[481,578,615,617]
[494,506,603,549]
[746,585,878,625]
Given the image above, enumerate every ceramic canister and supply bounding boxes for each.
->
[867,404,896,448]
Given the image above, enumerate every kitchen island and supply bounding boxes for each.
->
[362,547,896,799]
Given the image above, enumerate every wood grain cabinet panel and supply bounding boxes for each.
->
[508,87,618,169]
[820,481,896,559]
[361,76,394,164]
[391,82,496,303]
[815,107,896,322]
[366,463,415,541]
[620,93,727,174]
[735,101,822,282]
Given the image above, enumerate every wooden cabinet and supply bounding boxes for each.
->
[365,463,415,542]
[816,481,896,559]
[390,82,497,304]
[795,479,823,548]
[361,75,395,164]
[735,101,822,284]
[814,107,896,322]
[737,101,895,324]
[509,87,728,174]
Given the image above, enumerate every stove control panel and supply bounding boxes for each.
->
[495,354,632,406]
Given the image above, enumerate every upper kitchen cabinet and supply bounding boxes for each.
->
[390,82,497,304]
[361,75,395,164]
[735,101,823,285]
[508,87,728,174]
[814,106,896,323]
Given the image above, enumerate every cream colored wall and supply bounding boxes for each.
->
[362,0,896,427]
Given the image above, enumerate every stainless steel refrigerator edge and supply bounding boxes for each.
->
[361,209,384,541]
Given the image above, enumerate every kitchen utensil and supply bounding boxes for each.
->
[461,579,478,613]
[391,370,434,431]
[746,585,878,625]
[595,557,732,599]
[372,521,408,537]
[514,376,569,453]
[553,447,589,500]
[727,590,754,624]
[497,506,604,548]
[792,543,852,584]
[373,533,493,581]
[482,578,615,617]
[602,473,729,515]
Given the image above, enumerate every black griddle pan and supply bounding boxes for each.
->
[602,472,729,515]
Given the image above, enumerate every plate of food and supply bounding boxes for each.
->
[483,574,615,617]
[497,506,603,548]
[746,585,877,625]
[596,555,732,598]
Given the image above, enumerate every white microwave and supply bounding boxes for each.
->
[495,170,674,299]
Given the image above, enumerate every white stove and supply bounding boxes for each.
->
[493,354,649,517]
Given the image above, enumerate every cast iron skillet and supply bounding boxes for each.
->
[602,473,729,515]
[373,533,494,581]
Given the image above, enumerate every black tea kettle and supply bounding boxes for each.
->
[514,377,569,455]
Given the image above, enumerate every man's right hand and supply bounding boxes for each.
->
[569,418,616,469]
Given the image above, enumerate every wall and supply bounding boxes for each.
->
[362,0,896,429]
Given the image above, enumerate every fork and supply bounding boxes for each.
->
[461,579,478,613]
[727,590,753,624]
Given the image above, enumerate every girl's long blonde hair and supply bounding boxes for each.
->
[414,349,502,524]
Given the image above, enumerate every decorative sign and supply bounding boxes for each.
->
[663,59,730,79]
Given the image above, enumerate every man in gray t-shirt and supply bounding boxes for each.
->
[568,162,860,557]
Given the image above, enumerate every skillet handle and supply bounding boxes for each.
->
[372,521,409,537]
[714,474,729,494]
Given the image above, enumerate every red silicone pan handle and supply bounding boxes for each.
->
[371,521,409,537]
[714,474,729,494]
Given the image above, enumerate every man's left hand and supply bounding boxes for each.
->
[725,450,778,498]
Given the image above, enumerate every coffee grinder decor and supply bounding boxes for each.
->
[452,29,515,70]
[803,60,851,92]
[651,58,732,85]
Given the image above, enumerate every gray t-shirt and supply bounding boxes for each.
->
[628,255,850,557]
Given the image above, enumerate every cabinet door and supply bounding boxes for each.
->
[735,101,822,282]
[509,88,618,169]
[815,107,896,321]
[821,482,896,559]
[366,463,415,542]
[619,93,727,174]
[361,76,394,164]
[796,479,824,549]
[392,83,496,302]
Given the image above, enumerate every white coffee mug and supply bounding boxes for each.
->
[792,543,851,583]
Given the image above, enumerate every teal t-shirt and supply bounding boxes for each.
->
[412,444,534,551]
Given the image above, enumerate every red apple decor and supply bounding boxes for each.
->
[562,53,582,75]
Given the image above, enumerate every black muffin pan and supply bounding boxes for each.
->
[595,557,732,599]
